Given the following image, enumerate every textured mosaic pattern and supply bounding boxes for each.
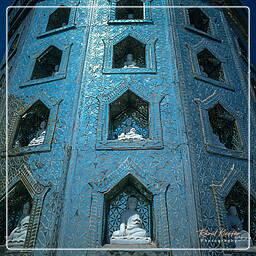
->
[171,1,255,254]
[0,0,255,256]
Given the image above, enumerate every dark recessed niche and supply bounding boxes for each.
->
[197,49,225,82]
[108,90,149,140]
[188,8,210,33]
[0,181,32,245]
[115,0,144,20]
[225,182,256,244]
[208,104,242,151]
[113,36,146,68]
[46,7,71,32]
[31,46,62,80]
[13,100,50,148]
[103,174,153,245]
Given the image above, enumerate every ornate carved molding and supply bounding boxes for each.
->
[210,164,255,230]
[95,79,165,150]
[102,29,157,74]
[87,158,170,248]
[195,93,248,160]
[89,157,168,194]
[4,89,62,156]
[4,163,51,248]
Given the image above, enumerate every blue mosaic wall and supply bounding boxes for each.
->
[170,1,255,256]
[0,0,254,256]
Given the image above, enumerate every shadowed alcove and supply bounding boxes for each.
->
[31,46,63,80]
[113,36,146,68]
[188,8,210,33]
[115,0,144,20]
[46,7,71,31]
[197,49,225,82]
[103,174,153,245]
[108,90,149,140]
[208,104,242,150]
[13,100,50,148]
[225,182,256,244]
[0,181,32,245]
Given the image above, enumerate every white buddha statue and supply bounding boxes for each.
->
[227,206,243,232]
[118,128,144,141]
[53,64,60,76]
[227,206,253,248]
[8,202,31,247]
[13,139,21,148]
[127,13,134,19]
[28,121,47,147]
[110,196,151,244]
[123,54,138,68]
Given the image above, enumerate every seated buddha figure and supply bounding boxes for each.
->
[118,128,144,141]
[8,202,31,247]
[123,54,139,68]
[227,206,253,248]
[110,196,151,244]
[28,121,47,147]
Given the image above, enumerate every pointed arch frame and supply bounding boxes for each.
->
[21,39,72,88]
[188,38,234,91]
[37,5,78,39]
[2,163,51,248]
[196,93,248,160]
[184,8,221,42]
[5,91,62,156]
[102,29,157,74]
[95,80,165,150]
[210,165,255,234]
[108,0,153,25]
[87,157,170,248]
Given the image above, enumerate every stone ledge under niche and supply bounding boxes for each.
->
[103,243,158,249]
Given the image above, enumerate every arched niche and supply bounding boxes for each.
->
[225,182,256,244]
[7,92,62,156]
[0,164,51,248]
[46,7,71,32]
[208,103,242,151]
[188,8,210,34]
[197,49,225,82]
[188,39,232,91]
[109,0,152,25]
[108,90,149,140]
[38,6,77,39]
[115,0,144,20]
[21,40,72,88]
[211,166,256,247]
[7,182,32,236]
[0,181,32,246]
[113,36,146,68]
[12,100,50,148]
[31,46,63,80]
[103,174,153,244]
[196,94,246,159]
[103,30,157,74]
[88,158,170,248]
[96,81,164,150]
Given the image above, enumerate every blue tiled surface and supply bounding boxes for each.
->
[0,1,254,256]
